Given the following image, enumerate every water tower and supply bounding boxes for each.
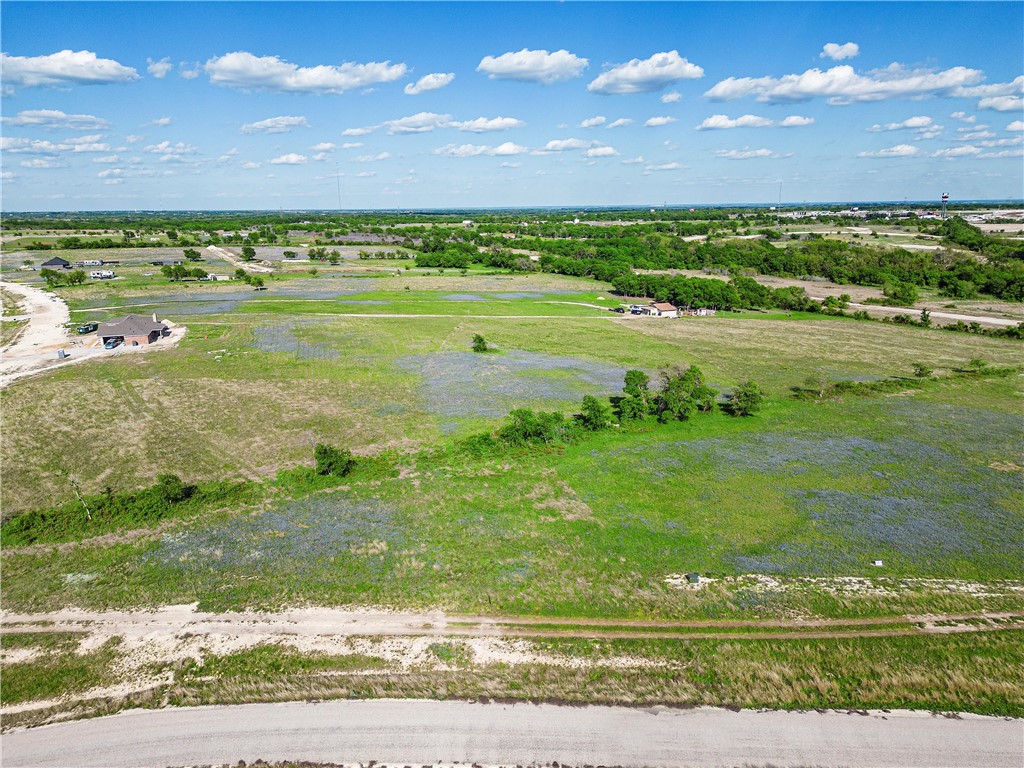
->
[941,192,949,219]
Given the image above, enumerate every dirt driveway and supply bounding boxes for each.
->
[0,281,186,389]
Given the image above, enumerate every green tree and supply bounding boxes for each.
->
[250,276,265,288]
[723,380,764,417]
[619,369,653,420]
[234,268,247,280]
[241,246,256,261]
[66,269,87,286]
[155,473,189,503]
[471,334,488,353]
[183,248,202,262]
[655,365,717,422]
[577,395,612,431]
[314,444,356,477]
[883,279,919,306]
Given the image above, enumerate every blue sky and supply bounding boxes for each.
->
[1,1,1022,211]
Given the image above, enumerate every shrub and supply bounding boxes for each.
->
[912,363,933,378]
[576,395,612,431]
[471,334,488,353]
[314,444,356,477]
[723,380,764,417]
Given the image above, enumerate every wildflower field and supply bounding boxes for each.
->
[2,266,1022,718]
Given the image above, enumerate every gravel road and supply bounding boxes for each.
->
[3,700,1021,768]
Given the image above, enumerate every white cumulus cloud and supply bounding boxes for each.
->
[451,116,525,133]
[821,42,860,61]
[705,64,984,105]
[715,148,777,159]
[585,146,619,157]
[205,51,407,94]
[0,50,139,90]
[696,114,773,130]
[269,153,308,165]
[931,145,982,157]
[867,115,935,131]
[644,161,683,172]
[434,142,528,157]
[580,116,607,128]
[356,152,392,162]
[241,161,261,169]
[588,51,704,95]
[1,109,110,130]
[385,112,452,134]
[147,57,172,78]
[779,115,815,127]
[476,48,588,84]
[311,142,336,151]
[661,91,682,103]
[607,118,633,128]
[240,115,310,134]
[1007,120,1024,131]
[856,144,920,158]
[151,117,172,127]
[543,138,595,151]
[404,72,454,95]
[645,116,677,127]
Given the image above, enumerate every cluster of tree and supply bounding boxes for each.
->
[457,367,763,458]
[161,265,208,281]
[39,268,87,287]
[0,474,250,546]
[183,248,204,262]
[617,367,763,421]
[357,250,411,260]
[308,247,342,263]
[232,268,265,288]
[415,251,472,269]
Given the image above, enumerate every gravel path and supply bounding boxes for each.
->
[3,700,1021,768]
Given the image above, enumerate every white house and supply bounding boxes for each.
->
[647,302,679,318]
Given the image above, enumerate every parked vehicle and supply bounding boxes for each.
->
[103,338,121,349]
[76,322,98,334]
[611,307,626,313]
[89,270,115,279]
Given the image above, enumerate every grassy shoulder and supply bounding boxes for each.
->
[3,629,1021,728]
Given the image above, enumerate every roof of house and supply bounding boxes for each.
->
[651,302,677,311]
[97,314,166,338]
[41,257,70,266]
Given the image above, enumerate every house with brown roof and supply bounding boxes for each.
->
[646,302,679,318]
[97,314,168,347]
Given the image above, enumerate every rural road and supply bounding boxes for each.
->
[3,700,1021,768]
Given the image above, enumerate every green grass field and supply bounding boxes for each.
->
[2,264,1022,718]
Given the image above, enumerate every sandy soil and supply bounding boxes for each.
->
[2,603,1019,716]
[206,245,275,274]
[0,280,187,389]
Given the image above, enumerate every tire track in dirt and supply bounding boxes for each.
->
[3,606,1021,642]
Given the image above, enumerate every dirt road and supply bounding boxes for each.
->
[2,605,1018,718]
[0,280,187,388]
[206,244,275,274]
[3,700,1021,768]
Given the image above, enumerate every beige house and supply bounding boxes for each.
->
[646,302,679,318]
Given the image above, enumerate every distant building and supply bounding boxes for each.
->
[97,314,168,347]
[40,257,71,270]
[647,302,679,318]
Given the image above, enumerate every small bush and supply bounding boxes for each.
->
[471,334,488,353]
[314,443,356,477]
